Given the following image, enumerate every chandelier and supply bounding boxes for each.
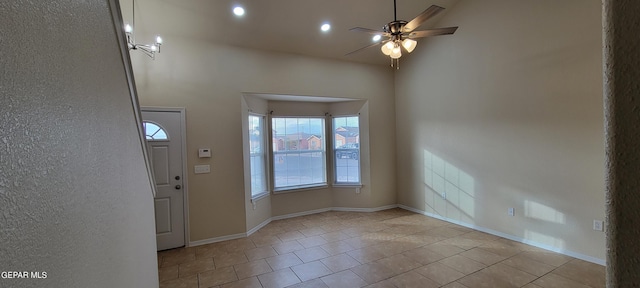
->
[124,0,163,59]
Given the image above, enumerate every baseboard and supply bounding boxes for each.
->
[397,204,606,266]
[189,232,246,247]
[246,217,273,237]
[398,205,424,215]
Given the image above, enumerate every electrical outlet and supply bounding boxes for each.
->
[593,220,604,231]
[441,192,446,199]
[508,208,515,216]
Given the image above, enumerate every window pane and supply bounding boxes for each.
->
[143,121,169,141]
[248,115,266,196]
[250,155,265,193]
[334,116,360,184]
[272,117,326,190]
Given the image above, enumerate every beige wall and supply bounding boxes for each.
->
[130,31,396,241]
[0,0,159,286]
[395,0,605,261]
[125,0,605,263]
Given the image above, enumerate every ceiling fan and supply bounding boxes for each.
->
[346,0,458,68]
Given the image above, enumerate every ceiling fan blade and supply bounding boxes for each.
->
[407,27,458,38]
[349,27,389,36]
[345,42,382,56]
[403,5,445,33]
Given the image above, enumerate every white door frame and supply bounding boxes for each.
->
[142,106,190,247]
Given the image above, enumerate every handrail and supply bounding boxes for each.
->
[107,0,158,198]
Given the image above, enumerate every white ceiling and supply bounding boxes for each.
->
[129,0,461,65]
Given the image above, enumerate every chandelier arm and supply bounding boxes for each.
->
[132,0,135,39]
[137,46,156,59]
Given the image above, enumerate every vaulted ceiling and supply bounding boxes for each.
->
[123,0,461,65]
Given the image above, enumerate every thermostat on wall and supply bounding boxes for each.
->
[198,148,211,158]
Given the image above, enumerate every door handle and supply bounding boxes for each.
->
[175,185,181,190]
[175,176,181,180]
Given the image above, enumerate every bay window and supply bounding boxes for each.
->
[272,117,326,191]
[248,114,267,197]
[333,116,361,184]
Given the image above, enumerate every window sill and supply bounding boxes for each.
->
[273,184,329,194]
[332,183,363,188]
[251,192,270,202]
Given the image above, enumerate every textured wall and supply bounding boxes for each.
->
[0,1,158,287]
[603,1,640,286]
[395,0,606,261]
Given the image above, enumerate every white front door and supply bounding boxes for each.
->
[142,109,186,251]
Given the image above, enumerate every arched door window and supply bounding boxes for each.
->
[143,121,169,141]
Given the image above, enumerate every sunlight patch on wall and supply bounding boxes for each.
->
[524,200,566,224]
[424,149,475,222]
[525,230,566,250]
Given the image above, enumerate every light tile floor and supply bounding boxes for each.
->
[158,208,605,288]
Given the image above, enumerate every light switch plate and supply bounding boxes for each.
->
[194,165,210,174]
[508,208,515,216]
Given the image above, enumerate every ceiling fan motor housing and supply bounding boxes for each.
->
[385,20,407,35]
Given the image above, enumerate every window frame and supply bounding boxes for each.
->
[270,116,328,192]
[332,115,362,186]
[248,113,269,199]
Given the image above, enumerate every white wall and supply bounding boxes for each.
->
[395,0,605,261]
[0,1,159,287]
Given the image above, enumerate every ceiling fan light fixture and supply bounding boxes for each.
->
[381,41,393,55]
[402,38,417,53]
[386,41,395,49]
[390,45,402,59]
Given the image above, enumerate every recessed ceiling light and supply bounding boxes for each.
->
[372,35,382,42]
[320,23,331,32]
[233,6,245,16]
